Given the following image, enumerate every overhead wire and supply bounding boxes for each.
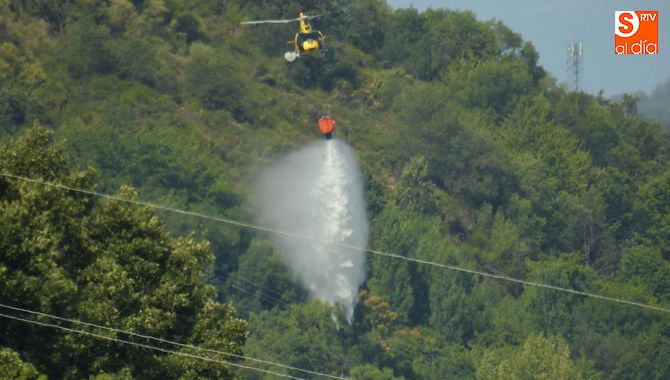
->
[227,282,289,309]
[213,269,291,309]
[0,303,344,379]
[234,276,290,300]
[214,265,304,312]
[2,171,670,315]
[0,303,345,380]
[0,310,307,380]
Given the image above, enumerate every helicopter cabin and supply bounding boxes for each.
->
[296,32,323,53]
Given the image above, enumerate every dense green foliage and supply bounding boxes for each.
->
[0,126,247,378]
[1,0,669,378]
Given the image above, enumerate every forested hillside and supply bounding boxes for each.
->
[1,0,669,378]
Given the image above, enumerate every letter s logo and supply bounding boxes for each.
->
[615,11,639,37]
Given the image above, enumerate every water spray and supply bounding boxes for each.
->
[256,139,368,323]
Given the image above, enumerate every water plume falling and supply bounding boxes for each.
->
[256,139,368,322]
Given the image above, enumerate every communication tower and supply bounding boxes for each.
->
[567,40,583,92]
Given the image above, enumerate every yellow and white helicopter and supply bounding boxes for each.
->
[241,9,326,62]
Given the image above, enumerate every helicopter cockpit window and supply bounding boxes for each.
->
[298,32,321,42]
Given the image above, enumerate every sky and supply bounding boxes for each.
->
[385,0,670,96]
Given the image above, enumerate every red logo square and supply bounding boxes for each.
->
[615,11,658,54]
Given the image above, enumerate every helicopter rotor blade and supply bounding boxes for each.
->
[240,17,300,25]
[240,14,323,25]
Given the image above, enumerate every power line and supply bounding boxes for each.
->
[235,275,290,300]
[0,310,306,380]
[0,303,344,380]
[2,172,669,314]
[228,282,289,309]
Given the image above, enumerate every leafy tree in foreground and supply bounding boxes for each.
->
[0,125,248,378]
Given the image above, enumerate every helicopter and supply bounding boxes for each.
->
[241,9,326,62]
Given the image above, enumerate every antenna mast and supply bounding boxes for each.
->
[567,40,583,92]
